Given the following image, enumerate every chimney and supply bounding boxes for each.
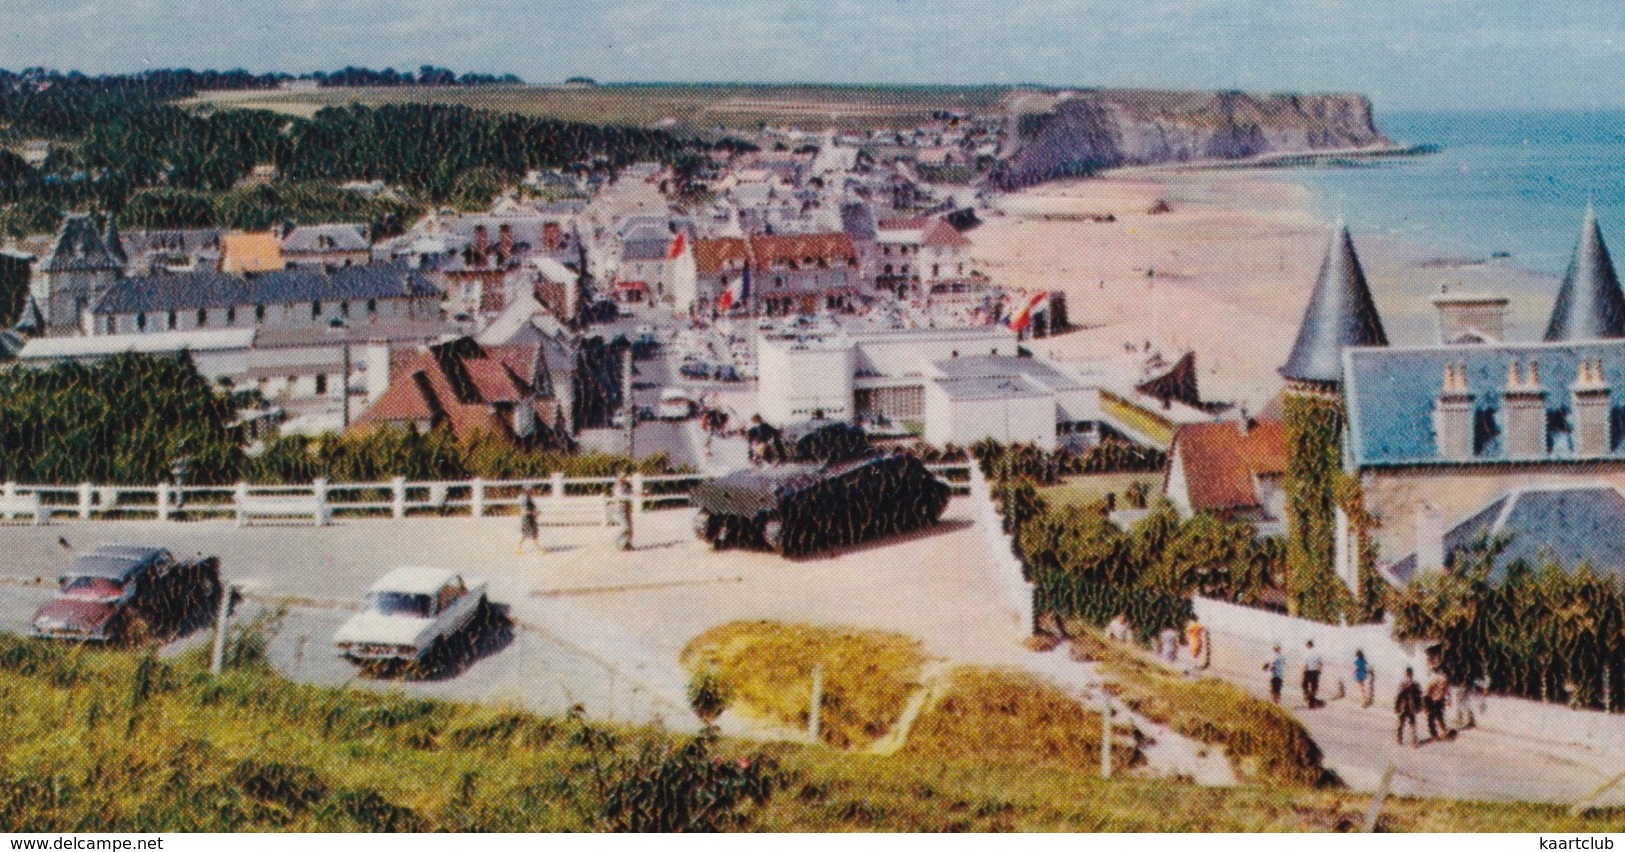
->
[473,224,489,258]
[1415,503,1446,574]
[499,223,515,256]
[1502,359,1548,457]
[1432,362,1475,459]
[1572,357,1613,456]
[543,222,562,251]
[1431,289,1510,344]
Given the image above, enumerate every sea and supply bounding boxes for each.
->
[1289,109,1625,277]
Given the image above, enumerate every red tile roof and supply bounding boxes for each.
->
[1168,419,1288,514]
[922,219,972,248]
[353,340,549,444]
[747,232,857,270]
[693,237,750,275]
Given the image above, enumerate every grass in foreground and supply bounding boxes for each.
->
[1072,631,1332,787]
[0,635,1620,831]
[681,621,927,748]
[901,666,1139,771]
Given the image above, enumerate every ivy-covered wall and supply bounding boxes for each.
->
[1282,391,1356,622]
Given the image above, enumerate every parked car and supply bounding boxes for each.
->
[658,388,698,420]
[334,567,490,669]
[30,544,222,643]
[679,359,713,380]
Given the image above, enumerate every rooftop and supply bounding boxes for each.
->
[1279,224,1388,385]
[1385,485,1625,585]
[92,266,441,315]
[19,328,257,360]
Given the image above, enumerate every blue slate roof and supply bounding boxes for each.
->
[1279,225,1388,384]
[1344,340,1625,467]
[1544,208,1625,342]
[41,214,123,273]
[1386,486,1625,585]
[91,265,440,315]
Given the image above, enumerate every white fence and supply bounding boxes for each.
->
[0,463,973,525]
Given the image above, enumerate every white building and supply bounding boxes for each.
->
[753,320,1211,449]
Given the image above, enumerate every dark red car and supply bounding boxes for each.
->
[30,544,222,643]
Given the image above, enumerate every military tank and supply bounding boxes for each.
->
[691,420,951,557]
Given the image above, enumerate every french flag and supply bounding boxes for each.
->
[719,264,750,312]
[1007,291,1049,333]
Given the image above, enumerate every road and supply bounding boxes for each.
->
[4,510,1624,804]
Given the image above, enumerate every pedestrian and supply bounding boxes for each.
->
[1453,677,1478,729]
[1106,612,1132,643]
[1184,615,1210,671]
[1301,639,1324,708]
[1395,667,1423,747]
[1353,649,1375,708]
[1424,668,1453,741]
[516,486,540,555]
[1263,644,1286,704]
[1157,625,1179,663]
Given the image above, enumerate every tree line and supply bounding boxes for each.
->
[1391,536,1625,712]
[0,354,676,487]
[0,67,709,235]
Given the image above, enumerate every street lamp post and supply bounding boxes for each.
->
[328,318,353,429]
[170,453,192,521]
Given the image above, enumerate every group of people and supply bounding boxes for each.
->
[1106,612,1211,672]
[1261,640,1481,748]
[1262,640,1361,709]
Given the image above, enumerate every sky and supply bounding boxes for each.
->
[5,1,1625,111]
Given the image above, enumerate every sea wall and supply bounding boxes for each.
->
[999,90,1390,187]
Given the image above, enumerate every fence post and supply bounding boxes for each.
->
[470,477,485,518]
[551,471,566,499]
[156,482,171,522]
[809,664,824,745]
[210,582,236,676]
[313,478,329,526]
[392,476,407,519]
[234,482,249,527]
[1100,693,1113,779]
[631,472,645,513]
[78,483,92,520]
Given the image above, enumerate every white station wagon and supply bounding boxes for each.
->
[334,567,490,667]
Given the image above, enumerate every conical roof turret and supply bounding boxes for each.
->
[1279,222,1388,386]
[1543,206,1625,342]
[103,215,127,267]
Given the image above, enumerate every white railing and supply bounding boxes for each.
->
[1,463,974,524]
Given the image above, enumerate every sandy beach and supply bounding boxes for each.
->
[973,170,1563,408]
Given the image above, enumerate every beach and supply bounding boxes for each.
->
[973,169,1564,408]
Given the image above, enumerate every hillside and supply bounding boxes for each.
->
[0,635,1617,832]
[998,90,1391,186]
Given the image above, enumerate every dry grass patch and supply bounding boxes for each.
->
[902,666,1140,771]
[681,621,927,749]
[1072,631,1332,787]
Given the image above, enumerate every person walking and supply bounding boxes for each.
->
[1106,612,1132,643]
[1263,644,1287,704]
[1301,639,1324,708]
[1157,625,1180,663]
[1353,649,1375,708]
[1424,667,1453,742]
[516,486,541,555]
[1395,667,1423,747]
[1184,615,1210,671]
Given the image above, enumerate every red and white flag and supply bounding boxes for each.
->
[1007,291,1049,332]
[718,277,743,312]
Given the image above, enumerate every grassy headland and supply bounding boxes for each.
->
[0,634,1618,831]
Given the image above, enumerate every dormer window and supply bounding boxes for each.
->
[197,308,207,327]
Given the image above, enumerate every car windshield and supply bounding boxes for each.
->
[60,575,125,601]
[367,592,432,618]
